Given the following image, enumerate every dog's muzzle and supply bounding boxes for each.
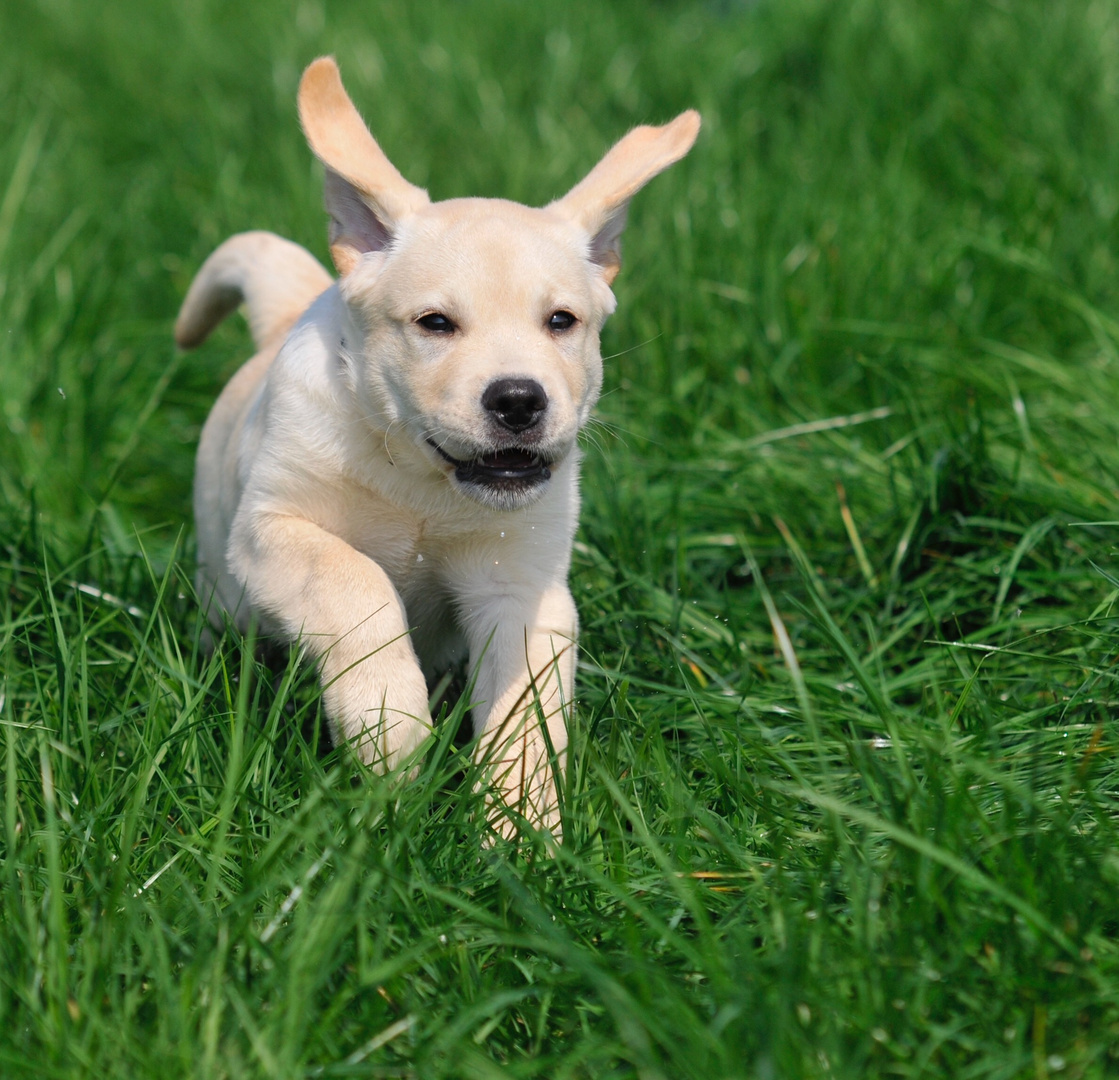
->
[426,378,563,504]
[427,439,552,486]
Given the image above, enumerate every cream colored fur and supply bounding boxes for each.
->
[177,56,699,836]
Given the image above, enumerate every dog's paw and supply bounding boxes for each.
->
[322,656,434,771]
[476,736,562,843]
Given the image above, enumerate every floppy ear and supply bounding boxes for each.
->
[298,57,430,275]
[549,111,700,285]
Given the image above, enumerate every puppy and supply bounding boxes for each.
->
[176,57,699,834]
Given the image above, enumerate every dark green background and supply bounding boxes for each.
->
[1,2,1117,1076]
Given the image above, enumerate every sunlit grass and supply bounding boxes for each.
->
[2,1,1118,1076]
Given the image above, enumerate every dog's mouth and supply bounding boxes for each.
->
[427,439,552,486]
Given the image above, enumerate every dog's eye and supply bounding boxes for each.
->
[417,312,455,333]
[548,310,577,332]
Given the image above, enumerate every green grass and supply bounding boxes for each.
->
[2,0,1118,1076]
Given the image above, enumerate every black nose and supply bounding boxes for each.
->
[481,378,548,432]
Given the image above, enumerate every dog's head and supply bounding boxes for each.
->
[298,57,699,511]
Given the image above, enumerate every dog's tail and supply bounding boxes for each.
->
[175,231,333,351]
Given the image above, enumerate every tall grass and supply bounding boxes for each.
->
[1,1,1118,1076]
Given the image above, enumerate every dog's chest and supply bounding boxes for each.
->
[359,518,493,674]
[344,506,461,610]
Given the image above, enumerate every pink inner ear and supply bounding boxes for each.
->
[587,204,629,280]
[325,170,394,255]
[547,110,700,283]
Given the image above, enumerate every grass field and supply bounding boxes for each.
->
[2,1,1118,1076]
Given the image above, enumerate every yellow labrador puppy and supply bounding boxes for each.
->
[176,57,699,834]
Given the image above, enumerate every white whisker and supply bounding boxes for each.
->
[601,333,663,363]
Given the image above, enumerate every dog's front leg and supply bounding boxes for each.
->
[463,582,577,837]
[229,510,433,767]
